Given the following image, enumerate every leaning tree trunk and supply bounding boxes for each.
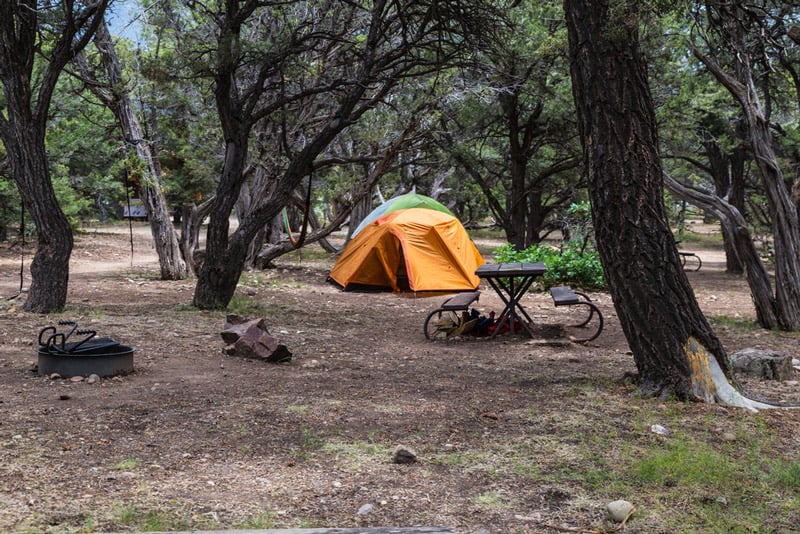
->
[664,173,780,329]
[692,39,800,330]
[4,133,73,313]
[563,0,770,408]
[193,131,252,309]
[93,21,187,280]
[0,0,109,313]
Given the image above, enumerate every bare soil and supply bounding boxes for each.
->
[0,223,798,533]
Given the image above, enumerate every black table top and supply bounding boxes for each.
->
[475,262,547,277]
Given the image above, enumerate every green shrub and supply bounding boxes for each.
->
[493,241,606,290]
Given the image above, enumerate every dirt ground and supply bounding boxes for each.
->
[0,223,798,533]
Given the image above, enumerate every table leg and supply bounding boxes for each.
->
[486,275,537,338]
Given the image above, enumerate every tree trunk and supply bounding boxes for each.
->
[193,135,252,309]
[235,165,276,269]
[180,197,215,276]
[564,0,743,402]
[0,0,109,313]
[664,173,780,329]
[705,138,745,274]
[692,33,800,330]
[92,21,188,280]
[4,133,73,313]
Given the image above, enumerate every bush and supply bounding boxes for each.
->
[493,241,606,290]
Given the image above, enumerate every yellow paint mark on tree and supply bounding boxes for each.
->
[683,336,716,402]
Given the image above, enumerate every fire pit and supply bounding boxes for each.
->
[37,321,135,377]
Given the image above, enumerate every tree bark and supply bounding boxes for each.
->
[692,31,800,330]
[0,0,109,313]
[564,0,732,400]
[180,197,215,276]
[704,137,746,273]
[664,173,779,329]
[91,21,188,280]
[3,133,73,312]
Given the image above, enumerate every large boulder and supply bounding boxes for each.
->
[730,348,794,381]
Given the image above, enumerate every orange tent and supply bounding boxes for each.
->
[329,208,485,292]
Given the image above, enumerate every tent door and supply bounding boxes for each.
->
[396,244,410,290]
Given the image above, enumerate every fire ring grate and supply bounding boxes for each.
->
[37,320,135,377]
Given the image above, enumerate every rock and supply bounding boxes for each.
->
[221,315,292,363]
[356,503,373,515]
[606,499,635,522]
[650,424,670,436]
[392,445,417,464]
[70,375,84,383]
[721,432,737,442]
[87,374,100,384]
[731,349,794,381]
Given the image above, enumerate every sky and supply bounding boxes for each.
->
[106,0,143,41]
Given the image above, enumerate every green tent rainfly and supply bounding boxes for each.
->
[351,193,454,237]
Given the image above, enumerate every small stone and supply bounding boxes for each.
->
[716,496,728,506]
[721,432,737,442]
[87,374,100,384]
[70,376,84,383]
[650,424,670,436]
[356,503,373,515]
[48,373,62,380]
[606,500,635,522]
[392,445,417,464]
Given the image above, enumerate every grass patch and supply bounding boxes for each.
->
[111,503,191,532]
[675,229,724,247]
[321,439,393,469]
[710,315,760,332]
[635,439,737,487]
[112,458,141,470]
[226,295,270,316]
[473,491,509,509]
[768,460,800,490]
[236,511,275,529]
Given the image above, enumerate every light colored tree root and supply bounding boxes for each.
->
[684,336,779,412]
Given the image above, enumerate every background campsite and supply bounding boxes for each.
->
[1,219,799,534]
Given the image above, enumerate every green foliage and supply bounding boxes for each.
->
[494,241,605,290]
[52,176,93,230]
[0,176,23,240]
[493,200,605,289]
